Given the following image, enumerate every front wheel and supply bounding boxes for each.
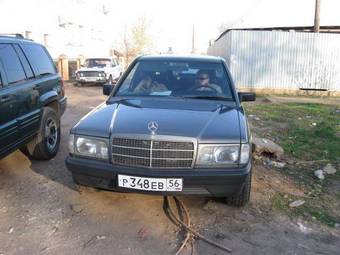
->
[225,170,252,207]
[22,107,61,160]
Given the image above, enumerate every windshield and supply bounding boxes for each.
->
[114,60,234,100]
[84,58,110,68]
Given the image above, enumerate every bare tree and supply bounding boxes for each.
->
[120,17,154,68]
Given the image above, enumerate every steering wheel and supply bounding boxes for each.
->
[192,85,218,93]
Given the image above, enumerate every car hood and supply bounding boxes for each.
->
[73,98,242,144]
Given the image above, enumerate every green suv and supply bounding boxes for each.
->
[0,35,67,159]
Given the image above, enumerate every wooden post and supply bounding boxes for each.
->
[58,54,69,81]
[314,0,321,33]
[25,31,31,39]
[43,34,49,47]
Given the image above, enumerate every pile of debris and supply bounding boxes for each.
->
[314,164,337,180]
[252,137,286,168]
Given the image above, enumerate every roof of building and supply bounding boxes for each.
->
[215,25,340,42]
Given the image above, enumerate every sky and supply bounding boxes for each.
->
[1,0,340,58]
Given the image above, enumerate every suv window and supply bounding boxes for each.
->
[13,44,34,79]
[0,44,26,84]
[22,44,56,76]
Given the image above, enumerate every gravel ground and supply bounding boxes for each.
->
[0,82,339,255]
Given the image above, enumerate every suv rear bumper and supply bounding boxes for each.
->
[65,156,252,197]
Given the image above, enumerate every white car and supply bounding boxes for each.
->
[75,58,123,85]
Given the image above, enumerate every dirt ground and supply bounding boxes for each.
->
[0,82,339,255]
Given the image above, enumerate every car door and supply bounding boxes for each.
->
[0,43,32,156]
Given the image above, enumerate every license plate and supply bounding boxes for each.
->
[84,77,98,81]
[118,174,183,192]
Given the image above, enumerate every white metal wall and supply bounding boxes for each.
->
[208,30,340,91]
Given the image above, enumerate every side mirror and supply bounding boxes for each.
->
[238,92,256,102]
[80,64,84,67]
[103,84,114,96]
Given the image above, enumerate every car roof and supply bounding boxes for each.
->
[0,36,41,46]
[137,54,223,63]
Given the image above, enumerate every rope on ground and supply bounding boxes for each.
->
[163,196,232,254]
[175,197,193,255]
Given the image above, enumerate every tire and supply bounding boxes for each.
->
[225,169,252,207]
[23,107,61,160]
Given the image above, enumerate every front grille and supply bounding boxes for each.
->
[112,137,195,168]
[79,71,100,77]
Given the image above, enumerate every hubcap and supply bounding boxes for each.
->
[45,117,58,151]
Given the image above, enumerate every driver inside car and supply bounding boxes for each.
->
[190,70,222,94]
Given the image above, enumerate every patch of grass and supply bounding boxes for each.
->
[271,194,286,211]
[245,102,340,161]
[249,102,340,227]
[271,193,339,227]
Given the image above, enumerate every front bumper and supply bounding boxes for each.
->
[76,77,107,83]
[65,156,252,197]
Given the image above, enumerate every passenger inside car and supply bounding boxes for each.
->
[133,73,168,94]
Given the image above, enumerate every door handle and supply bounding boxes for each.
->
[0,95,11,103]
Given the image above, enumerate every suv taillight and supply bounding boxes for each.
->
[60,79,65,97]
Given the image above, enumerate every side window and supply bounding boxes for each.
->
[0,44,26,84]
[22,44,56,76]
[13,44,34,79]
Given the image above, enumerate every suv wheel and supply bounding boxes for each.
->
[225,170,252,207]
[22,107,60,160]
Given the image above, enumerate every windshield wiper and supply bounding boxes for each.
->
[111,98,142,108]
[182,95,232,101]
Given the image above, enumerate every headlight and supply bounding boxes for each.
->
[79,73,84,77]
[69,135,108,160]
[196,144,251,166]
[196,144,239,166]
[98,72,105,77]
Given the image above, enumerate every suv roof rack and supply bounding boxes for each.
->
[0,33,32,40]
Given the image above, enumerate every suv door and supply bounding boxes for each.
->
[0,43,35,156]
[13,44,41,138]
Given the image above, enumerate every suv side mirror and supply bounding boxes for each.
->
[103,84,114,96]
[238,92,256,102]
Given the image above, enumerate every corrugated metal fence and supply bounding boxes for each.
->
[208,30,340,91]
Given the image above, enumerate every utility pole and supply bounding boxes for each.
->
[191,24,195,54]
[314,0,321,32]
